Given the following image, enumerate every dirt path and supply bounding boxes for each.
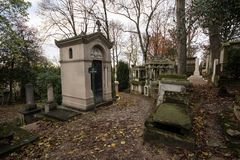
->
[3,87,240,160]
[5,93,176,160]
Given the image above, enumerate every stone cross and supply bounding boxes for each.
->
[96,20,101,32]
[47,83,54,103]
[194,58,200,76]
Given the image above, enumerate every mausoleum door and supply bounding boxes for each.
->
[92,60,103,103]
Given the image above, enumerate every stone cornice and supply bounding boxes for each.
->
[55,32,113,49]
[59,59,111,64]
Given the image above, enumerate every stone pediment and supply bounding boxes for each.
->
[55,32,113,49]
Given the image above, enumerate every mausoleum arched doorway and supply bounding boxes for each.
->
[91,60,103,103]
[90,46,104,104]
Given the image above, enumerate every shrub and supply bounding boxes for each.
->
[117,61,129,91]
[35,66,62,104]
[225,48,240,79]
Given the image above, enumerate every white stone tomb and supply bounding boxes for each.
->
[55,32,113,111]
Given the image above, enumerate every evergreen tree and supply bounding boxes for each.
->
[117,61,129,91]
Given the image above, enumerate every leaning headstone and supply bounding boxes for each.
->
[45,83,57,113]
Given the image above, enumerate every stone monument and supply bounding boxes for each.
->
[45,83,57,113]
[19,84,41,124]
[55,23,113,111]
[193,58,200,76]
[211,59,219,84]
[25,84,37,110]
[114,81,119,97]
[188,58,207,85]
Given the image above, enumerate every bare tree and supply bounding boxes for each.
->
[124,33,140,67]
[87,0,111,40]
[176,0,187,74]
[38,0,96,39]
[109,20,124,66]
[185,0,199,58]
[110,0,163,63]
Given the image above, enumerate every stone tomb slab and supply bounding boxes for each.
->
[0,123,38,157]
[144,103,194,149]
[44,108,80,121]
[151,103,192,130]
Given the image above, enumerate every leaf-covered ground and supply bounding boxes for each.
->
[1,86,240,160]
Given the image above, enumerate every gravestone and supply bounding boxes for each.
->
[144,78,194,149]
[194,58,200,76]
[211,59,219,84]
[157,79,189,105]
[188,58,208,85]
[55,22,113,111]
[114,81,119,97]
[45,83,57,113]
[18,84,41,124]
[25,84,37,110]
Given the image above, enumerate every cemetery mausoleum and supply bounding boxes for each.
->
[55,32,113,111]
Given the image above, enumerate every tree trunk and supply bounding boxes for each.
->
[112,47,116,80]
[208,25,221,73]
[187,26,191,57]
[176,0,187,74]
[102,0,110,40]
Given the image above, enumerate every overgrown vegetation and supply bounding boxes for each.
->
[0,1,61,104]
[35,64,62,104]
[225,48,240,79]
[117,61,129,91]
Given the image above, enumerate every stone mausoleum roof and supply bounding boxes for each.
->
[55,32,113,49]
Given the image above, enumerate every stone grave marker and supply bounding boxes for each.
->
[211,58,219,84]
[188,58,208,86]
[18,84,41,124]
[45,83,57,113]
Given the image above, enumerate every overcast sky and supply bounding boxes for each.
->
[26,0,207,63]
[27,0,60,62]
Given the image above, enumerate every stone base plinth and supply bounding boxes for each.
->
[188,75,208,86]
[45,102,58,113]
[18,108,41,124]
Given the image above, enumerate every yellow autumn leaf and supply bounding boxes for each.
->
[111,143,116,148]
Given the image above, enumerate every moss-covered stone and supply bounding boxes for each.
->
[160,78,190,86]
[131,80,145,86]
[235,95,240,105]
[165,92,190,105]
[220,107,240,153]
[150,103,192,130]
[159,74,187,80]
[0,123,38,156]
